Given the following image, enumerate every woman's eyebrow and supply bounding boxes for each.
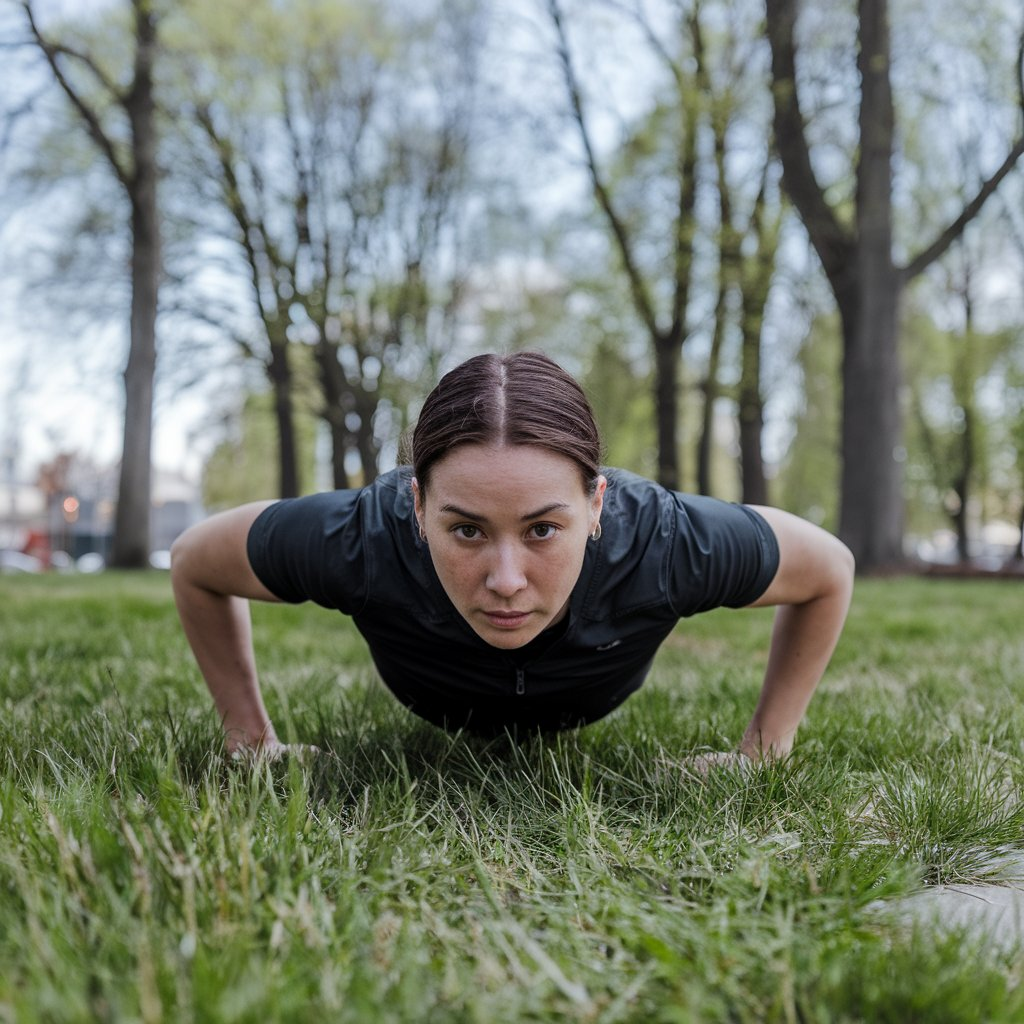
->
[438,502,572,523]
[521,502,572,521]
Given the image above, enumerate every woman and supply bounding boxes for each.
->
[171,352,854,762]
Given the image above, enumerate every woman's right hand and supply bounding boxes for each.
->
[228,740,321,763]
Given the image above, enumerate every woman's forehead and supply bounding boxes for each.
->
[425,444,589,508]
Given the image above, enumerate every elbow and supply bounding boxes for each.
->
[169,525,199,593]
[842,537,856,581]
[837,537,855,583]
[829,537,856,605]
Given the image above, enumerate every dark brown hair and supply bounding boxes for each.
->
[412,352,602,494]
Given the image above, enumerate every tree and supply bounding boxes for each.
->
[18,0,162,568]
[546,0,701,490]
[774,310,842,530]
[691,12,781,503]
[547,0,779,496]
[201,388,319,511]
[174,0,478,491]
[904,264,1020,560]
[765,0,1024,569]
[734,170,780,505]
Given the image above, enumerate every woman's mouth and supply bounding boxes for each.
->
[483,610,531,629]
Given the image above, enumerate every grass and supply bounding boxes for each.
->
[2,572,1024,1022]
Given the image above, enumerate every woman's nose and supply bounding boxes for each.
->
[485,542,527,597]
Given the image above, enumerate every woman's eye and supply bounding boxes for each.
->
[530,523,558,540]
[454,524,480,540]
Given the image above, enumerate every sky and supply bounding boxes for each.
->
[0,0,197,483]
[0,0,663,490]
[0,269,217,485]
[3,0,1022,498]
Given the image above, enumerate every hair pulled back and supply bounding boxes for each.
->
[412,352,602,494]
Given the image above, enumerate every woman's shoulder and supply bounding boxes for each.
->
[595,468,675,560]
[601,468,673,521]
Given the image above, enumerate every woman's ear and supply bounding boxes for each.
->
[411,477,425,536]
[590,474,607,530]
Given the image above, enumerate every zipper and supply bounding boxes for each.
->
[515,668,526,696]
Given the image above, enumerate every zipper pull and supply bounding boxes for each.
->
[515,668,526,695]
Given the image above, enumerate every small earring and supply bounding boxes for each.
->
[590,523,602,541]
[419,527,427,543]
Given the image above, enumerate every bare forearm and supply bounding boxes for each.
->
[740,586,851,759]
[739,506,855,760]
[169,502,281,753]
[173,580,277,751]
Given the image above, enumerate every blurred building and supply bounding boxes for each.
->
[0,452,203,564]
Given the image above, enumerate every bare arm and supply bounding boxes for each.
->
[739,507,855,760]
[170,502,284,753]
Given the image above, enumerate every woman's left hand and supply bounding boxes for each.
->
[663,749,754,780]
[229,741,321,763]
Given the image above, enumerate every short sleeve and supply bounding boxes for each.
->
[246,490,368,613]
[666,494,779,617]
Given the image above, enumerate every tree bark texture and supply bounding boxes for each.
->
[766,0,1023,569]
[313,340,352,492]
[192,105,302,499]
[109,1,159,568]
[549,0,700,491]
[25,0,162,567]
[654,331,682,490]
[697,103,733,498]
[267,334,300,499]
[836,0,904,567]
[737,176,775,507]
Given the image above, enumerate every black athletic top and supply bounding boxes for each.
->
[246,467,779,733]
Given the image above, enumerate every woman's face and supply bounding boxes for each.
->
[412,444,606,649]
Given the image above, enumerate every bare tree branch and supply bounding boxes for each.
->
[764,0,853,288]
[602,0,686,91]
[547,0,661,339]
[901,135,1024,281]
[40,40,126,105]
[901,28,1024,281]
[20,0,131,189]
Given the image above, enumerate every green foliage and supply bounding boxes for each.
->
[774,312,841,529]
[902,300,1021,539]
[3,573,1024,1020]
[583,332,657,479]
[202,388,321,509]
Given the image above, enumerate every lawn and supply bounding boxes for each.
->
[1,571,1023,1022]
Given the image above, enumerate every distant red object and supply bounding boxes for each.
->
[22,530,51,567]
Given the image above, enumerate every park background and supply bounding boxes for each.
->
[5,3,1024,1022]
[1,0,1023,574]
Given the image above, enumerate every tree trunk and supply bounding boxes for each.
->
[313,336,352,491]
[767,0,903,567]
[951,303,976,561]
[837,0,904,567]
[110,193,159,566]
[548,0,697,494]
[353,389,379,485]
[767,0,1024,569]
[737,315,768,506]
[267,336,299,498]
[698,113,735,498]
[737,239,771,506]
[837,281,904,567]
[736,172,775,507]
[952,471,970,560]
[23,0,163,567]
[110,2,159,569]
[654,330,681,491]
[697,287,727,497]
